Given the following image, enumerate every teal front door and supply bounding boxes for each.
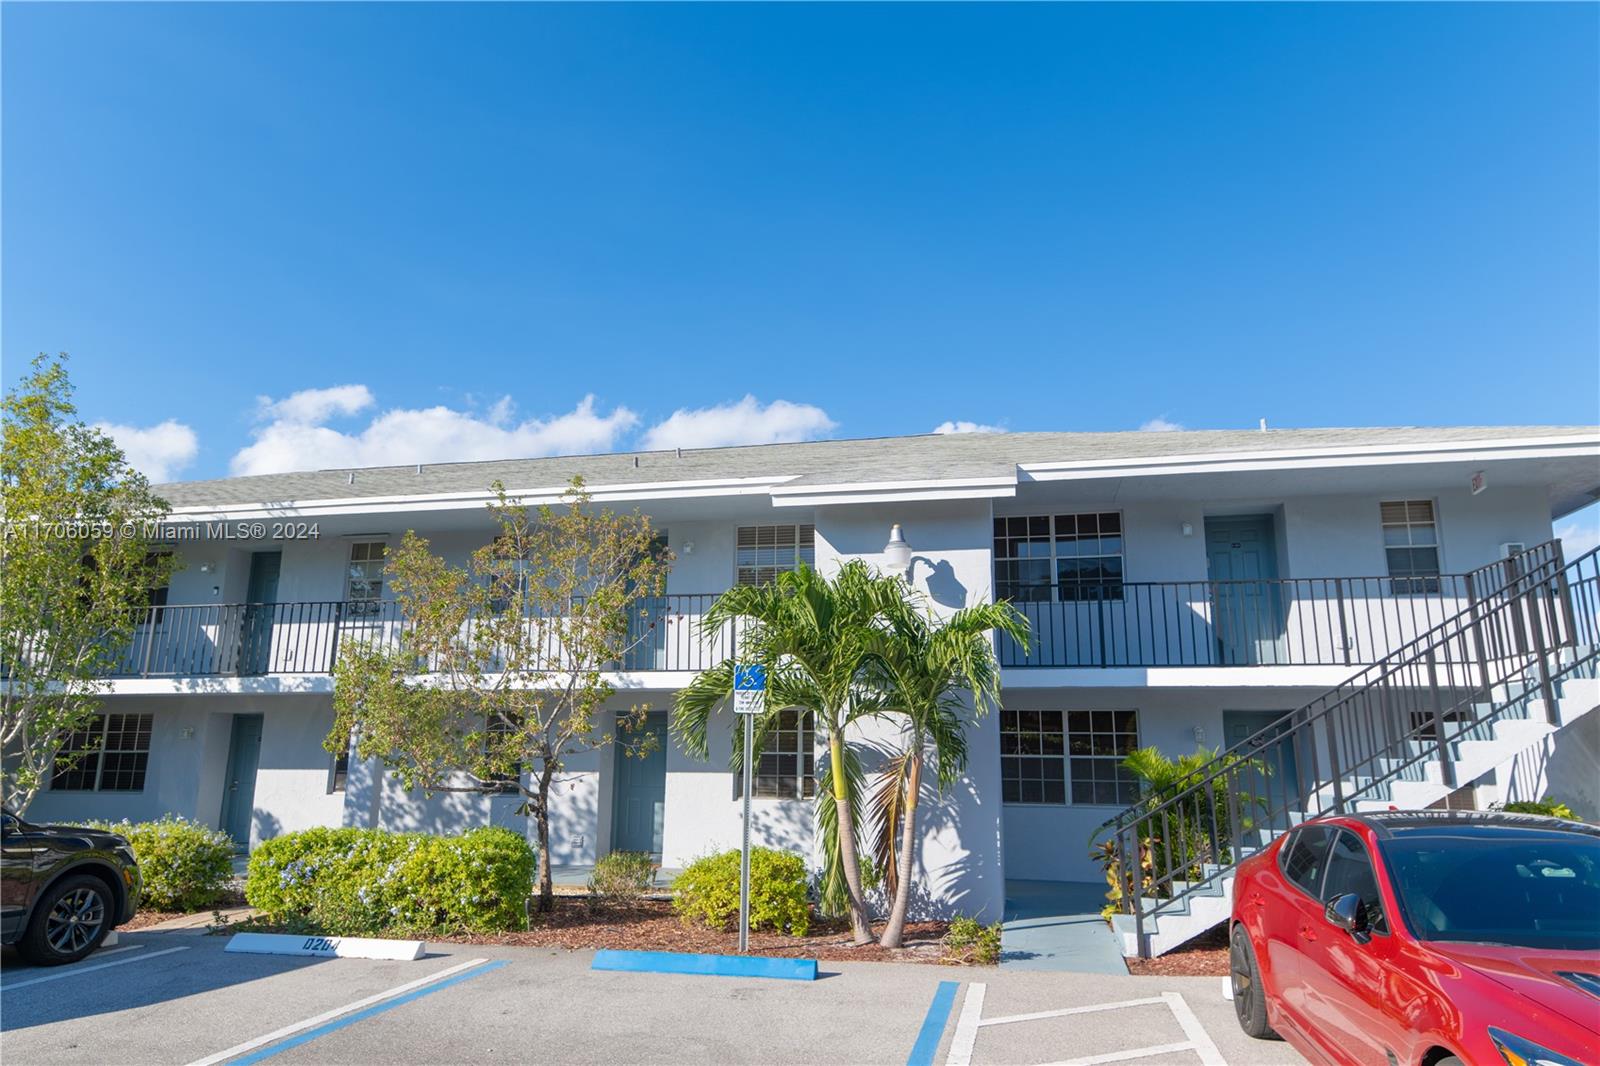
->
[238,551,281,675]
[220,714,264,850]
[1224,710,1300,815]
[611,712,667,857]
[1205,516,1285,664]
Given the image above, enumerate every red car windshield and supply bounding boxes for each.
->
[1379,829,1600,951]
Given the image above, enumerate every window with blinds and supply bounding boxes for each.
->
[735,524,815,585]
[1381,501,1441,594]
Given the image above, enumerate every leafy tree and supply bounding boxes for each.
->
[1,354,173,812]
[674,561,905,946]
[329,479,671,913]
[865,593,1026,947]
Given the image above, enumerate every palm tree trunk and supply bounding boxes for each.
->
[879,749,922,948]
[829,730,874,945]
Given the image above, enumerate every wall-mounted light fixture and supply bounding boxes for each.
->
[1181,522,1194,537]
[883,524,913,581]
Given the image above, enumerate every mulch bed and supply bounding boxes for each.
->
[122,889,247,931]
[431,899,960,965]
[121,910,189,930]
[1122,923,1229,977]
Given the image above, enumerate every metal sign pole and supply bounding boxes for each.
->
[732,663,765,955]
[739,709,753,953]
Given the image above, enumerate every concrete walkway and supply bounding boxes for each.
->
[1000,879,1127,974]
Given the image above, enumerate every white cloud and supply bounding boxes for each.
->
[257,384,375,425]
[932,420,1006,435]
[94,419,199,483]
[640,396,836,451]
[230,390,639,476]
[1138,416,1185,432]
[1557,502,1600,561]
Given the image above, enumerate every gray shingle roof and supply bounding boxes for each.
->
[157,425,1597,509]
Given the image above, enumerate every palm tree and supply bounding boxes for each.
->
[865,593,1028,948]
[674,560,903,946]
[1117,745,1269,885]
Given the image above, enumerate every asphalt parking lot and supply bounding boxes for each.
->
[1,929,1308,1066]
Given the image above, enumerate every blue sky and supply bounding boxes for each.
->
[3,4,1597,507]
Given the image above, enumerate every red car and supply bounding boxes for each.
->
[1229,810,1600,1066]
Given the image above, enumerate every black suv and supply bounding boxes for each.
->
[1,809,142,965]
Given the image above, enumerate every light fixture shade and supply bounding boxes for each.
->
[883,523,913,575]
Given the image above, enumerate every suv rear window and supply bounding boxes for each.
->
[1281,825,1335,896]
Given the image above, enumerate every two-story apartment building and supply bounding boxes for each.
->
[24,425,1600,926]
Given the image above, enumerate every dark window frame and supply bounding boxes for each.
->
[50,712,154,793]
[734,709,817,800]
[1001,709,1139,806]
[993,512,1125,603]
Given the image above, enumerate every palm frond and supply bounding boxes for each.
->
[867,750,914,899]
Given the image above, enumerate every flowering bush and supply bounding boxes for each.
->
[244,826,535,935]
[672,847,810,935]
[78,816,235,911]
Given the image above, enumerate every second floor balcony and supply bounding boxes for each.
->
[108,594,734,679]
[998,571,1515,668]
[88,566,1544,681]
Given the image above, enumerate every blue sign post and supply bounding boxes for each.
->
[733,663,766,952]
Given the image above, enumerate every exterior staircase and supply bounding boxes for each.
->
[1101,542,1600,958]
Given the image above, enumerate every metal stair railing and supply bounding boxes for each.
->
[1098,540,1598,957]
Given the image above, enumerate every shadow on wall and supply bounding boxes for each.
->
[844,736,999,924]
[749,798,811,857]
[915,557,969,612]
[907,758,1002,924]
[1502,710,1600,821]
[251,808,282,847]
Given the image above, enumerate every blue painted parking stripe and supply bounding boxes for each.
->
[907,980,960,1066]
[592,948,817,981]
[225,960,507,1065]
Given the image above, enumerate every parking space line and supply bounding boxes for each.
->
[946,987,1225,1066]
[907,980,961,1066]
[980,996,1167,1028]
[0,945,188,991]
[945,981,984,1066]
[185,957,501,1066]
[1158,992,1225,1066]
[1043,1042,1197,1066]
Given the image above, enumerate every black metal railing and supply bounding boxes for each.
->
[1098,541,1598,956]
[998,573,1486,668]
[102,594,734,678]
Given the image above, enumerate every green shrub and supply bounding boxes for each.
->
[244,826,535,936]
[588,851,655,899]
[942,915,1002,965]
[1500,797,1578,820]
[672,847,810,936]
[79,816,235,911]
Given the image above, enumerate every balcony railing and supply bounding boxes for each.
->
[999,572,1499,668]
[106,594,733,679]
[70,548,1566,678]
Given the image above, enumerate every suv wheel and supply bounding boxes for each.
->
[19,874,112,966]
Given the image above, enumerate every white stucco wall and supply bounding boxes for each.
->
[810,498,1010,922]
[21,694,343,848]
